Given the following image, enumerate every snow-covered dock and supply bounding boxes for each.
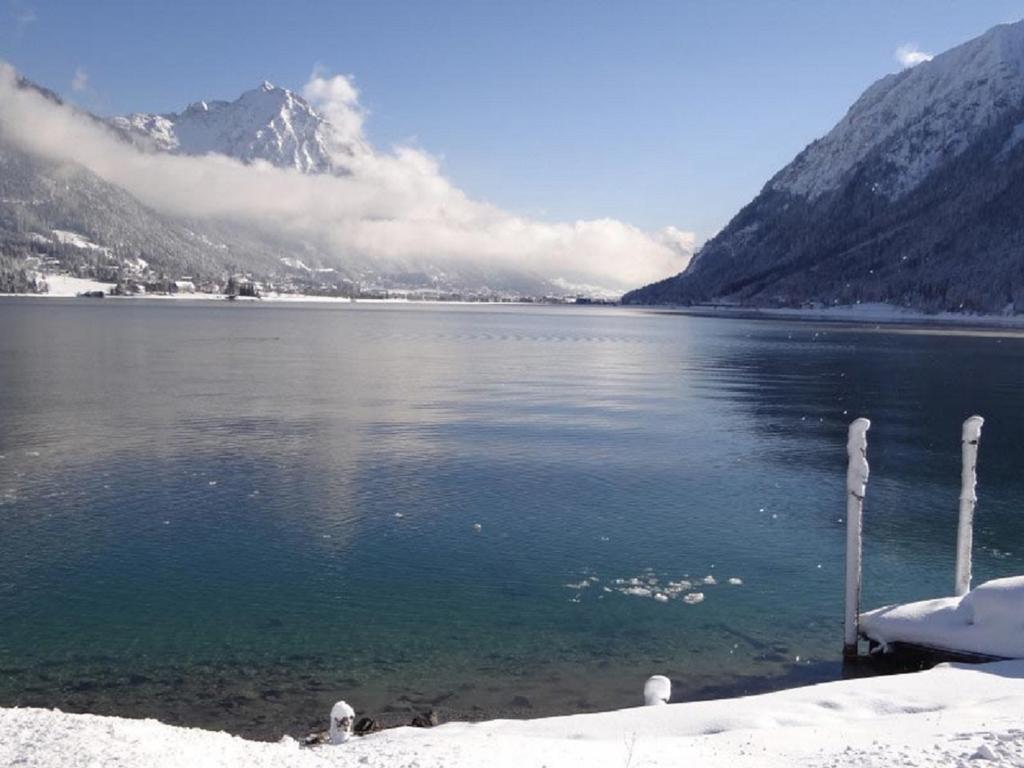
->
[844,414,1024,664]
[861,576,1024,660]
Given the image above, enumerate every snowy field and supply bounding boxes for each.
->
[3,661,1023,767]
[35,274,117,297]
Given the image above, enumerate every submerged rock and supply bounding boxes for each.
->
[410,710,439,728]
[301,730,328,746]
[353,717,380,735]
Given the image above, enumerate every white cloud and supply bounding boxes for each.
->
[895,44,933,69]
[0,63,695,293]
[71,67,89,93]
[302,67,367,151]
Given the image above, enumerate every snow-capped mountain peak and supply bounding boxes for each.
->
[111,81,355,174]
[773,19,1024,200]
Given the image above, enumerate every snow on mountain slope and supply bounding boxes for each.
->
[625,18,1024,312]
[774,20,1024,200]
[112,82,357,174]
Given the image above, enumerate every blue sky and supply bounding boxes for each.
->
[3,0,1022,241]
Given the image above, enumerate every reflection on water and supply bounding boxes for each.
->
[1,299,1023,738]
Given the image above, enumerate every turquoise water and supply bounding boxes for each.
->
[2,299,1023,738]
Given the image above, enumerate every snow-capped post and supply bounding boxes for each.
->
[954,415,984,597]
[329,700,355,745]
[643,675,671,706]
[844,418,871,659]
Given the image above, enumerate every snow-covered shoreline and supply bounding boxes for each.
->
[648,302,1024,330]
[3,660,1023,767]
[8,287,1024,329]
[0,284,529,306]
[0,273,542,304]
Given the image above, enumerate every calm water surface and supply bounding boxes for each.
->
[2,299,1023,738]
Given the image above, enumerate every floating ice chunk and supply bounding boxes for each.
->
[564,581,591,590]
[394,512,404,519]
[653,593,669,603]
[26,451,40,457]
[666,580,692,594]
[472,523,482,532]
[621,586,652,597]
[728,578,743,586]
[208,480,217,486]
[683,593,705,605]
[702,575,717,585]
[643,675,671,706]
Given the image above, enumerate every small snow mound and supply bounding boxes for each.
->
[643,675,671,706]
[971,743,998,761]
[957,576,1024,627]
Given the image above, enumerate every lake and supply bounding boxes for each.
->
[2,298,1023,739]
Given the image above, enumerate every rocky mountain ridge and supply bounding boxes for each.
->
[625,20,1024,313]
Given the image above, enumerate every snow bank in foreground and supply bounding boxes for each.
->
[861,575,1024,658]
[4,661,1024,767]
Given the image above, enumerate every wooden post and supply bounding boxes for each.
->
[954,415,984,597]
[844,418,871,659]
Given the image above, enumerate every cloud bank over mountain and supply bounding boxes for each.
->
[0,63,693,293]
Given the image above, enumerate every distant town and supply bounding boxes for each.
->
[1,250,617,305]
